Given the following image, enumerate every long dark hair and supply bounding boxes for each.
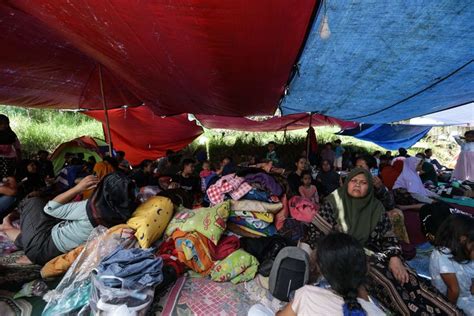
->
[0,114,18,144]
[434,214,474,264]
[317,233,367,315]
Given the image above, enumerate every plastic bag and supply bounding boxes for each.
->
[43,225,137,315]
[90,273,154,316]
[137,185,161,203]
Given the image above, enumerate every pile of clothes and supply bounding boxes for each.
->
[36,168,320,314]
[206,172,285,238]
[160,200,259,284]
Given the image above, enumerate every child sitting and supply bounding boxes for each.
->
[430,214,474,315]
[199,160,215,192]
[298,171,319,204]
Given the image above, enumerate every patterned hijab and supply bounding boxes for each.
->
[326,168,385,244]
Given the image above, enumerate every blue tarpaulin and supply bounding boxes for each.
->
[281,0,474,124]
[338,124,432,150]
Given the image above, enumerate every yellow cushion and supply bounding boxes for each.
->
[127,196,174,248]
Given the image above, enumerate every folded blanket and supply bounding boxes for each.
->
[229,216,270,230]
[244,173,283,196]
[231,210,274,223]
[227,220,277,237]
[227,223,263,238]
[231,200,282,213]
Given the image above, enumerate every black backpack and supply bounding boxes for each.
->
[86,171,138,228]
[269,246,309,302]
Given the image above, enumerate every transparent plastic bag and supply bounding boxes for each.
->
[90,272,154,316]
[43,225,137,315]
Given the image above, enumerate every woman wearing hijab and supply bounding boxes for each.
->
[393,157,439,205]
[0,115,21,178]
[302,168,460,315]
[380,159,404,190]
[315,159,342,198]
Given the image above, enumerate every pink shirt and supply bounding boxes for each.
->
[299,185,319,204]
[292,285,384,316]
[199,169,213,178]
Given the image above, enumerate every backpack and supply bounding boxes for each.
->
[269,246,309,302]
[86,172,138,228]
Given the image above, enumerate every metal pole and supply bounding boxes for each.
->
[98,64,113,156]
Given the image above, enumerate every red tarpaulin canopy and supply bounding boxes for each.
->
[195,113,357,132]
[85,106,203,165]
[0,3,141,110]
[2,0,318,116]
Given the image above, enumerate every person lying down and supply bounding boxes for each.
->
[1,172,137,265]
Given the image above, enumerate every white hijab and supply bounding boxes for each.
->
[393,157,435,198]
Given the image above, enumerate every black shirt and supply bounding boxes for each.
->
[287,172,303,195]
[38,160,55,179]
[173,174,200,195]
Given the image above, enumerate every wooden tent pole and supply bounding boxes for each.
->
[98,64,113,156]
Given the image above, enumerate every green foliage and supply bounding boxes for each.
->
[2,105,458,167]
[187,127,385,167]
[0,105,103,156]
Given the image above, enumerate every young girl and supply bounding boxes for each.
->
[199,160,215,192]
[299,171,319,204]
[452,130,474,181]
[248,233,384,315]
[430,214,474,315]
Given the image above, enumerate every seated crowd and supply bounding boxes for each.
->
[1,112,473,316]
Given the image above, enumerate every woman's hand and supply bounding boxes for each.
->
[76,175,100,192]
[389,256,409,284]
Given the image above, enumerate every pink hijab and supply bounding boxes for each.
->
[393,157,434,197]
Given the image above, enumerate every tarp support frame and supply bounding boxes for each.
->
[98,64,114,156]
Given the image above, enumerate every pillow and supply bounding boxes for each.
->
[165,201,230,245]
[172,230,214,275]
[210,249,259,284]
[230,200,282,213]
[127,196,174,248]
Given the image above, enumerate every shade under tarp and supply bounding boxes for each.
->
[281,0,474,123]
[338,124,432,150]
[2,0,317,116]
[85,106,203,165]
[195,113,356,132]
